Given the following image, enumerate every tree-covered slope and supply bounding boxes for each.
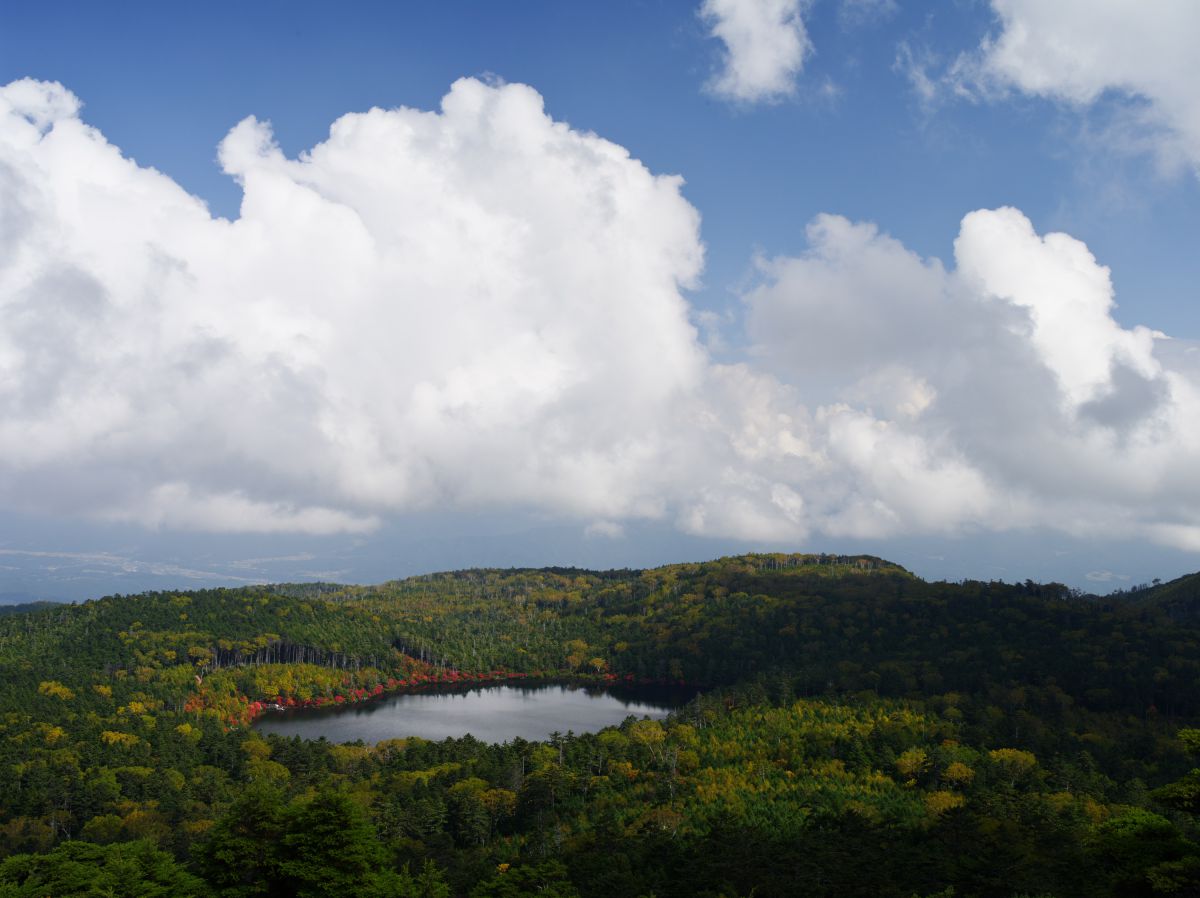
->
[1,553,1199,897]
[1125,571,1200,622]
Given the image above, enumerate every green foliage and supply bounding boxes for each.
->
[193,782,287,896]
[469,861,580,898]
[1,553,1200,896]
[377,861,452,898]
[278,789,387,897]
[0,839,204,897]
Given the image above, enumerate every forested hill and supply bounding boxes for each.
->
[6,551,1194,718]
[2,552,1200,897]
[0,600,60,617]
[1120,570,1200,621]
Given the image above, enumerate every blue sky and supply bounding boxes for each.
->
[2,1,1199,600]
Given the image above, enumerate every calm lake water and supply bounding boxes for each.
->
[251,682,693,744]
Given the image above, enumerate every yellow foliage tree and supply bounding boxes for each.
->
[38,680,75,701]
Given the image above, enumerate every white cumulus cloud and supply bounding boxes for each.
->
[700,0,812,103]
[954,0,1200,174]
[2,77,1200,555]
[0,77,706,533]
[742,207,1200,549]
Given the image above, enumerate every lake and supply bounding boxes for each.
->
[251,682,694,744]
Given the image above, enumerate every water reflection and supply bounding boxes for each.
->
[251,682,694,744]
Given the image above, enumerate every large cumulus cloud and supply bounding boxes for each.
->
[0,77,707,533]
[743,208,1200,549]
[2,77,1199,553]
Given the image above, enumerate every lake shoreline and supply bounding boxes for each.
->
[249,678,700,744]
[240,667,699,725]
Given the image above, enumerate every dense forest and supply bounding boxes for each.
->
[1,553,1199,897]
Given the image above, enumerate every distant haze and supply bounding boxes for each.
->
[1,510,1195,604]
